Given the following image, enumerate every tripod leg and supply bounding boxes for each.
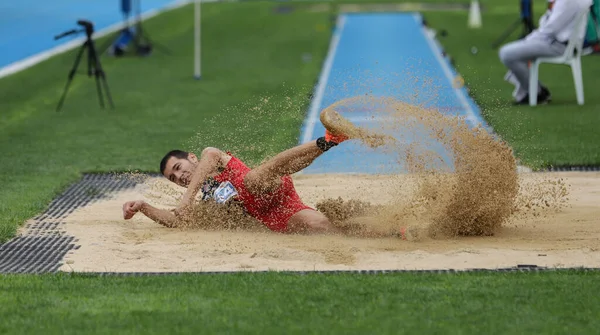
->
[89,39,115,109]
[491,18,523,49]
[132,0,170,55]
[88,42,105,109]
[56,42,88,112]
[523,17,535,38]
[136,23,171,55]
[136,21,171,55]
[99,73,115,109]
[143,34,171,55]
[95,71,106,109]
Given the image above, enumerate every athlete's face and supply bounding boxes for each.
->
[162,153,198,187]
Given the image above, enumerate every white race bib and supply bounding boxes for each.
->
[212,181,239,204]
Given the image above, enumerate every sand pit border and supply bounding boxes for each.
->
[0,174,139,274]
[1,170,598,274]
[544,166,600,172]
[61,266,600,277]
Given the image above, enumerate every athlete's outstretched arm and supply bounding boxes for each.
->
[176,148,228,215]
[123,200,179,228]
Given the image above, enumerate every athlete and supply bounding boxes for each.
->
[122,109,388,234]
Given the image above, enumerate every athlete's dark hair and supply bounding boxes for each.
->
[160,150,190,175]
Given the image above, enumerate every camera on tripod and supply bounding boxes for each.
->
[77,20,94,37]
[54,19,114,112]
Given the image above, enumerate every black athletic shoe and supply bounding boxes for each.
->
[539,86,552,103]
[514,87,552,105]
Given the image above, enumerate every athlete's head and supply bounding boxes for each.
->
[160,149,198,187]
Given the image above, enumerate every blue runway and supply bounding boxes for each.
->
[300,13,488,175]
[0,0,177,72]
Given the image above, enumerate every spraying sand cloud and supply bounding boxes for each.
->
[311,95,568,239]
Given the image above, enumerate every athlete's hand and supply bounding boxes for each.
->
[123,200,145,220]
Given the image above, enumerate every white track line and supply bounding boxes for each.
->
[300,15,347,144]
[0,0,192,79]
[413,13,480,126]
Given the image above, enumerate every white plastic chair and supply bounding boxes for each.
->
[529,7,591,106]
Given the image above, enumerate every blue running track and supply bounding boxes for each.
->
[300,13,488,175]
[0,0,178,71]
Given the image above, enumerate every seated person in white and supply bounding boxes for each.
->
[499,0,592,105]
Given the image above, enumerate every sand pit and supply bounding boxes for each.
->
[50,95,600,273]
[55,171,600,273]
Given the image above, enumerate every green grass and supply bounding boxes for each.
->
[1,270,599,334]
[1,2,599,333]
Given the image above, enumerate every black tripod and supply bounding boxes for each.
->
[55,20,115,112]
[131,0,170,55]
[492,0,535,49]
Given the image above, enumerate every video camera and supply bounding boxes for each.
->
[54,20,95,41]
[76,20,94,35]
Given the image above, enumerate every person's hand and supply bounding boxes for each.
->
[123,200,145,220]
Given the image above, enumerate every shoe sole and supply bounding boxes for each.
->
[320,108,362,138]
[320,108,395,148]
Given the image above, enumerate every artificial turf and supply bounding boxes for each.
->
[1,270,599,334]
[1,2,599,333]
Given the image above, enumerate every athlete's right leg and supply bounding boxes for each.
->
[285,209,418,239]
[285,209,340,235]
